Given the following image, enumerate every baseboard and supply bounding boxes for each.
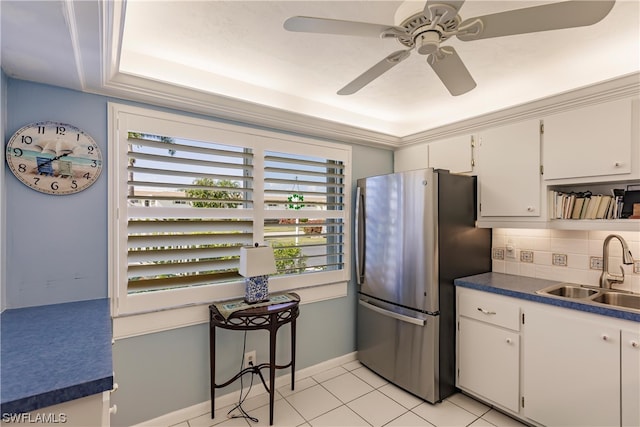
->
[132,351,358,427]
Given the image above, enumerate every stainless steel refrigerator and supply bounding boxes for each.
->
[355,168,491,403]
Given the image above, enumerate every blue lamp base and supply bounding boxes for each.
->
[244,275,270,304]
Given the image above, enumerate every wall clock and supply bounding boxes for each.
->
[5,121,103,195]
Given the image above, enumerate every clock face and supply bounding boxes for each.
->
[5,121,103,195]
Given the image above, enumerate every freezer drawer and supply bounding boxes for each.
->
[357,299,440,402]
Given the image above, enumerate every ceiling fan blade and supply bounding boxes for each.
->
[424,0,466,22]
[427,47,476,96]
[338,50,411,95]
[284,16,407,38]
[457,0,615,41]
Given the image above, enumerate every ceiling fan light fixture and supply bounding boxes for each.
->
[416,30,441,55]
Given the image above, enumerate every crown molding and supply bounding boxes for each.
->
[399,72,640,146]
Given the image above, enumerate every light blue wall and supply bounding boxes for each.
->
[4,78,393,425]
[5,79,108,307]
[1,70,7,312]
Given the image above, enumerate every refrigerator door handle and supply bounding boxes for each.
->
[359,300,425,326]
[355,185,365,284]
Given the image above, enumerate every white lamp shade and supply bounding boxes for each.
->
[239,245,277,277]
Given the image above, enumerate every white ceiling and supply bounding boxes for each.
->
[1,0,639,145]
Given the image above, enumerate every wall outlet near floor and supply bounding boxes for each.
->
[590,256,603,270]
[552,253,568,267]
[634,261,640,274]
[244,351,256,369]
[520,250,534,263]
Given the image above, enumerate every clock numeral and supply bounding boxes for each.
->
[56,126,66,135]
[37,126,45,134]
[71,180,78,189]
[33,177,40,186]
[87,145,95,154]
[18,164,27,173]
[83,172,91,179]
[12,148,24,157]
[90,160,98,168]
[76,133,82,142]
[51,182,59,191]
[21,135,33,144]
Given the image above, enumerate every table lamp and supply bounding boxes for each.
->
[239,243,277,303]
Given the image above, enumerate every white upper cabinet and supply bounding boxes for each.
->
[543,98,635,181]
[476,119,541,217]
[428,135,474,174]
[394,143,428,172]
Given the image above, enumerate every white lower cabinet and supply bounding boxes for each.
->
[457,287,640,427]
[622,330,640,427]
[523,305,620,427]
[24,392,111,427]
[457,288,521,413]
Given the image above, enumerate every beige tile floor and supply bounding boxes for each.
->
[172,360,529,427]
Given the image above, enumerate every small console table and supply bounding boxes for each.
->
[209,293,300,425]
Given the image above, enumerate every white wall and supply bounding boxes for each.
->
[492,228,640,293]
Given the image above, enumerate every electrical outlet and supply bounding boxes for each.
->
[634,260,640,274]
[244,351,256,369]
[492,248,505,260]
[590,256,603,270]
[520,250,534,263]
[552,253,568,267]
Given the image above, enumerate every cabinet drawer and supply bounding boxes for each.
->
[458,288,520,331]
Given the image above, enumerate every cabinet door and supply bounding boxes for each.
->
[477,119,541,217]
[622,330,640,427]
[523,305,620,427]
[458,317,520,412]
[543,98,633,180]
[394,143,428,172]
[428,135,473,174]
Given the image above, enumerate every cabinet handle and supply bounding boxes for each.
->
[527,206,534,212]
[602,334,609,341]
[631,341,639,348]
[506,338,512,344]
[109,405,118,415]
[614,162,622,167]
[477,307,496,315]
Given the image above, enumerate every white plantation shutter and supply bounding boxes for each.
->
[126,136,253,293]
[111,104,351,315]
[263,151,346,276]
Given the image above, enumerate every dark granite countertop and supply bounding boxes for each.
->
[454,272,640,323]
[1,299,113,414]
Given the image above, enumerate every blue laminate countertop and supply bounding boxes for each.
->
[1,299,113,414]
[454,272,640,323]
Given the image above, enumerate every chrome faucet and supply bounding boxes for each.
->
[599,234,634,289]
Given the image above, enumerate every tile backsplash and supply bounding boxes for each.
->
[492,229,640,294]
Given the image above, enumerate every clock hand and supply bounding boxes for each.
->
[38,152,70,168]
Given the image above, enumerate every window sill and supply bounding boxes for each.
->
[112,281,348,340]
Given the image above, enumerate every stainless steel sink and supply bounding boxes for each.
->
[536,282,640,313]
[537,283,599,299]
[543,284,599,299]
[592,292,640,310]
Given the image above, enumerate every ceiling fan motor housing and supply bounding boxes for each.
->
[416,30,441,55]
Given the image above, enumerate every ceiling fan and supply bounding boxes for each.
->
[283,0,615,96]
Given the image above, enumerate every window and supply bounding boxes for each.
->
[109,104,351,316]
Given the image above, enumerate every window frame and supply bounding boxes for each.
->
[108,103,351,322]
